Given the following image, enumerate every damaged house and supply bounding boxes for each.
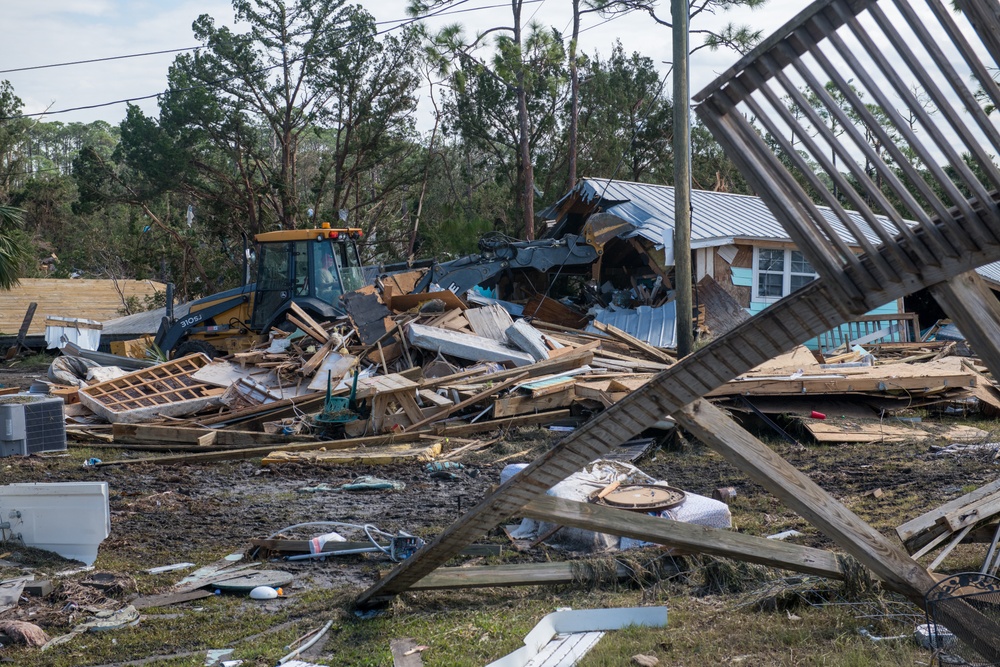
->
[542,178,1000,351]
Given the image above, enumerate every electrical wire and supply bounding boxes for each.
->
[2,0,544,120]
[0,47,200,75]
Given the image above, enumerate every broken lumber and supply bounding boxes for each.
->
[262,442,442,465]
[94,433,426,467]
[591,320,675,365]
[403,373,528,432]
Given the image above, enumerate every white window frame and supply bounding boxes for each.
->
[751,246,818,304]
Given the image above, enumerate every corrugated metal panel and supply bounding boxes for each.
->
[565,178,903,249]
[546,177,1000,288]
[975,261,1000,288]
[585,303,677,348]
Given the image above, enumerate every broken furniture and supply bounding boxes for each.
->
[354,373,427,434]
[924,573,1000,664]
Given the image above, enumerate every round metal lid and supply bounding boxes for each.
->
[592,484,686,512]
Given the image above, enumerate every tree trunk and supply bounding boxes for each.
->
[567,0,581,193]
[513,0,534,240]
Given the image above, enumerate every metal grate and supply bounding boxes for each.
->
[693,0,1000,306]
[925,572,1000,665]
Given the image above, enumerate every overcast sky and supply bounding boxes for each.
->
[0,0,811,133]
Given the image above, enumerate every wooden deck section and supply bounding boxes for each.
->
[0,279,165,336]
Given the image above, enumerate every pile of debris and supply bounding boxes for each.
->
[19,274,1000,466]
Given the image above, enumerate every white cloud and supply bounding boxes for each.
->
[0,0,808,126]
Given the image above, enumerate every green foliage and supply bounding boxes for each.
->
[0,206,31,288]
[573,41,672,183]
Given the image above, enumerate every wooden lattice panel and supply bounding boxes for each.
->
[80,354,224,423]
[693,0,1000,305]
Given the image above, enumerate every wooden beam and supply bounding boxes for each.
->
[493,387,576,418]
[403,373,527,432]
[678,399,1000,658]
[929,271,1000,393]
[95,432,425,467]
[591,321,676,364]
[898,479,1000,545]
[522,496,845,580]
[676,399,931,597]
[427,410,573,436]
[417,349,594,390]
[250,539,500,558]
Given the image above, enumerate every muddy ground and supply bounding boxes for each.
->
[1,357,999,665]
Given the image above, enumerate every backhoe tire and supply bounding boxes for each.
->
[173,340,218,360]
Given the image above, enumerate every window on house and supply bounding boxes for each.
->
[753,247,818,303]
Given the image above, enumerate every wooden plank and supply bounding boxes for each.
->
[522,294,588,328]
[493,387,576,418]
[696,274,751,338]
[591,320,675,364]
[285,313,329,344]
[464,305,514,343]
[196,392,326,427]
[390,638,424,667]
[523,496,845,580]
[96,432,427,467]
[427,409,572,436]
[250,539,501,557]
[936,491,1000,534]
[132,589,214,610]
[929,272,1000,401]
[707,368,975,397]
[804,421,931,444]
[262,442,442,465]
[407,562,631,591]
[7,302,37,358]
[418,349,594,390]
[505,320,552,361]
[390,290,468,312]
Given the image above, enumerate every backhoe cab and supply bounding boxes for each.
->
[154,224,365,358]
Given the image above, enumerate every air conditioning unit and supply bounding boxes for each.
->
[0,395,67,457]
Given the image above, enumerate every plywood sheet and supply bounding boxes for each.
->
[0,279,166,336]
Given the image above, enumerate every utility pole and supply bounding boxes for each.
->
[673,0,693,357]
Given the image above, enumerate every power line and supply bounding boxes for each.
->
[0,48,200,75]
[4,0,543,120]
